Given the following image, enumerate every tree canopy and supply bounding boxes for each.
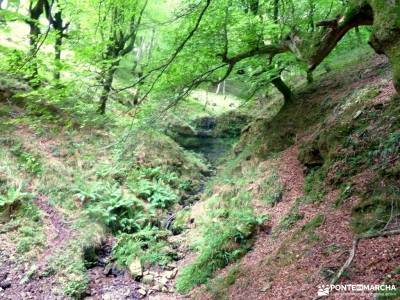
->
[0,0,399,114]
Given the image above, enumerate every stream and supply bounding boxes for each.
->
[83,116,237,299]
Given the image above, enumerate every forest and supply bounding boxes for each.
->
[0,0,399,299]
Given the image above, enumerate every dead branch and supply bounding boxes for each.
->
[313,228,400,300]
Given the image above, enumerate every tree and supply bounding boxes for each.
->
[97,0,148,114]
[141,0,400,111]
[50,2,70,80]
[26,0,51,78]
[308,0,400,93]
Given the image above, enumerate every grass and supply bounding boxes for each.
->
[176,193,258,293]
[300,214,325,241]
[205,264,241,300]
[277,207,304,232]
[260,169,284,206]
[176,146,268,293]
[301,168,327,204]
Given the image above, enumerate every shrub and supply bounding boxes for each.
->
[128,178,178,209]
[0,185,31,219]
[302,168,326,203]
[10,144,43,175]
[113,226,173,267]
[77,182,147,234]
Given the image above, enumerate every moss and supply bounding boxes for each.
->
[351,182,398,234]
[386,42,400,93]
[276,203,304,232]
[260,169,284,206]
[205,265,241,300]
[302,168,327,203]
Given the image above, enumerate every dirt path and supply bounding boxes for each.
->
[0,195,73,299]
[34,195,73,272]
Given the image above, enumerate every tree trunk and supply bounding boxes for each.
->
[271,76,293,103]
[54,33,62,80]
[309,0,400,93]
[27,0,46,80]
[28,22,40,78]
[273,0,279,22]
[307,70,313,84]
[98,66,117,114]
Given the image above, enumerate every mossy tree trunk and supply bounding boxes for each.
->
[309,0,400,94]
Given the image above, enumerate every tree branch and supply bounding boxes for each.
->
[117,0,212,93]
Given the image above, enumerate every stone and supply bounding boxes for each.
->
[0,281,11,289]
[353,110,362,119]
[165,269,178,279]
[103,263,112,275]
[165,262,177,270]
[260,283,272,292]
[159,276,168,285]
[128,258,142,279]
[102,292,114,300]
[152,284,162,292]
[138,288,147,296]
[142,274,154,285]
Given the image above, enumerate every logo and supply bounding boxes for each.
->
[316,284,397,297]
[317,285,330,296]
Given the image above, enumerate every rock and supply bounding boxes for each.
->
[102,292,114,300]
[353,110,363,119]
[103,263,112,275]
[0,281,11,289]
[128,258,142,279]
[165,262,177,270]
[260,283,272,292]
[142,274,154,285]
[152,284,162,292]
[159,276,168,285]
[165,269,178,279]
[161,286,169,292]
[138,288,147,296]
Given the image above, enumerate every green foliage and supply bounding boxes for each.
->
[10,144,43,175]
[0,185,30,209]
[301,214,325,241]
[176,192,264,293]
[302,168,326,203]
[16,225,44,253]
[260,170,284,206]
[351,184,399,235]
[205,265,241,300]
[113,226,173,267]
[334,184,353,207]
[63,277,89,299]
[76,182,146,234]
[277,204,304,232]
[131,179,178,208]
